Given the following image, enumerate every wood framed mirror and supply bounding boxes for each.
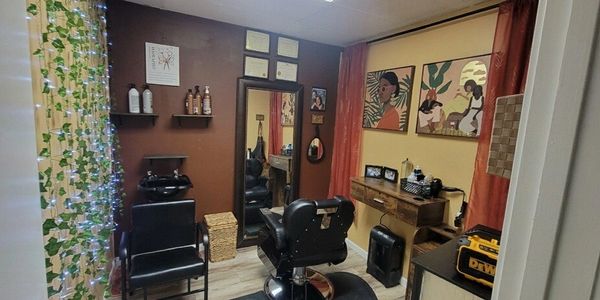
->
[234,77,303,247]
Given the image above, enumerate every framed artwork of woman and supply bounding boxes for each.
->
[417,54,491,138]
[310,87,326,111]
[362,66,415,132]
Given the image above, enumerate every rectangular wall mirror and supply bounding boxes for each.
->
[234,78,303,246]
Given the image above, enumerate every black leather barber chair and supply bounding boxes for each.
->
[120,199,208,300]
[257,196,355,300]
[245,158,272,235]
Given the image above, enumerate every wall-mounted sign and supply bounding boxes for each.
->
[245,30,270,53]
[276,61,298,82]
[277,37,299,59]
[311,114,324,125]
[145,42,180,86]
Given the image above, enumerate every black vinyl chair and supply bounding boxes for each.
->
[257,196,355,300]
[119,199,208,300]
[245,158,272,232]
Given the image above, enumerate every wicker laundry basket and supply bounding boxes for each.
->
[203,212,238,262]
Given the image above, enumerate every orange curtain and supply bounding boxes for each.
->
[328,43,368,199]
[465,0,538,230]
[269,92,283,157]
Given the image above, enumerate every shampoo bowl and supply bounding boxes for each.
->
[138,174,193,201]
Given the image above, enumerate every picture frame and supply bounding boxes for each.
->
[416,54,491,138]
[245,29,270,54]
[364,165,384,179]
[383,167,399,183]
[311,114,324,125]
[275,61,298,82]
[243,55,269,79]
[145,42,180,86]
[362,65,415,132]
[310,87,327,111]
[281,92,295,126]
[277,36,299,59]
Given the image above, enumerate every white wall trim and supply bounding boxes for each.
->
[345,238,408,288]
[494,0,600,299]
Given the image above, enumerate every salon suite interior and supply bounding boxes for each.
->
[3,0,600,299]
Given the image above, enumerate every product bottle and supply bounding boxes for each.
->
[128,84,140,113]
[185,89,194,114]
[193,85,201,115]
[202,85,212,115]
[142,84,153,113]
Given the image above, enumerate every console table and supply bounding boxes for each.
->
[350,177,447,226]
[269,155,292,206]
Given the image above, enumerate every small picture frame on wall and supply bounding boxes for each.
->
[310,87,327,111]
[245,29,270,54]
[276,61,298,82]
[244,55,269,79]
[277,36,299,59]
[383,167,399,183]
[365,165,384,179]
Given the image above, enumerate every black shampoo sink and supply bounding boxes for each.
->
[138,172,193,201]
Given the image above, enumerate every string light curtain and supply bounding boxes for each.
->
[26,0,121,298]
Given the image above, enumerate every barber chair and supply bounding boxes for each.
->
[245,158,272,235]
[257,196,356,300]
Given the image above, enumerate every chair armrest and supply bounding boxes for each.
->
[119,232,129,261]
[197,223,210,261]
[257,176,269,187]
[259,208,286,250]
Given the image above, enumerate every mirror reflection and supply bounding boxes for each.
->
[244,89,297,238]
[307,137,324,162]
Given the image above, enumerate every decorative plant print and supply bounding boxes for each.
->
[363,66,415,132]
[417,54,491,138]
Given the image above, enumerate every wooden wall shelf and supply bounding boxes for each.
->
[110,112,159,126]
[143,154,188,165]
[172,114,213,126]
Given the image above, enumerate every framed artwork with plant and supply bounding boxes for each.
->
[417,54,491,138]
[362,66,415,132]
[281,92,295,126]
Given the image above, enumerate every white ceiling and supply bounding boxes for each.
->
[126,0,491,46]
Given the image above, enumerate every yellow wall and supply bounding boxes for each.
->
[282,126,294,148]
[348,11,498,277]
[246,89,271,155]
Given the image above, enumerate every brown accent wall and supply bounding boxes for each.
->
[107,1,341,226]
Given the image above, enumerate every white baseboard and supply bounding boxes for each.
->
[345,238,408,288]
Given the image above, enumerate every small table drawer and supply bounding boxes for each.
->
[269,156,289,171]
[350,183,365,202]
[365,188,397,214]
[396,200,419,226]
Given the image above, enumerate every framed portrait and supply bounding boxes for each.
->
[383,167,399,183]
[281,92,295,126]
[275,61,298,82]
[243,55,269,79]
[310,87,327,111]
[245,30,270,54]
[364,165,383,179]
[416,54,491,138]
[277,37,299,59]
[362,65,415,132]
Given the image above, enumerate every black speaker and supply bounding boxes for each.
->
[367,225,405,288]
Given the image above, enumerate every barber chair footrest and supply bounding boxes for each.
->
[264,269,333,300]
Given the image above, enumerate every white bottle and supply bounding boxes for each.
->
[128,84,140,113]
[142,84,153,113]
[202,85,212,115]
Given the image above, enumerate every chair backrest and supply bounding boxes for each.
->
[130,199,196,255]
[245,158,263,188]
[283,196,354,267]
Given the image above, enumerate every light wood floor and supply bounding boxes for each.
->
[111,245,406,300]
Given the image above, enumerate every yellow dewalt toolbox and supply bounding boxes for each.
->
[455,225,501,288]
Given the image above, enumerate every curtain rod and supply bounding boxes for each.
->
[367,3,501,44]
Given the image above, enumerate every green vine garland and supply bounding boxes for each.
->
[27,0,122,298]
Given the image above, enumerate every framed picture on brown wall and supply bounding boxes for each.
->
[245,29,270,54]
[275,61,298,82]
[310,87,327,111]
[243,55,269,79]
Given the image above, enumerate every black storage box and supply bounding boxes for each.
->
[367,225,405,288]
